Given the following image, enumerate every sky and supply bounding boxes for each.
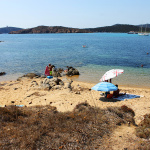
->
[0,0,150,29]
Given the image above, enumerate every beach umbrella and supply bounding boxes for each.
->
[100,69,124,82]
[91,82,118,92]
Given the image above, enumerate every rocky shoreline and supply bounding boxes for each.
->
[15,66,80,93]
[0,72,6,76]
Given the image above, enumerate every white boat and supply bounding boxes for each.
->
[138,33,149,36]
[128,31,138,34]
[138,24,149,36]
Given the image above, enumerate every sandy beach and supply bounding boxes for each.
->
[0,75,150,149]
[0,76,150,125]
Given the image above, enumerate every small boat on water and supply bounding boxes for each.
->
[138,33,149,36]
[82,45,86,48]
[138,24,149,36]
[128,31,138,34]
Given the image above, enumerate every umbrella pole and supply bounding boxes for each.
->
[110,79,112,83]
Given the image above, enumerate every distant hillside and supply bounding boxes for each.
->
[86,24,150,33]
[9,24,150,34]
[9,26,91,34]
[137,24,150,28]
[0,27,23,34]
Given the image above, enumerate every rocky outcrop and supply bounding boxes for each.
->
[52,68,61,77]
[39,77,74,91]
[23,73,40,79]
[28,77,73,91]
[66,67,79,76]
[39,77,64,90]
[17,73,40,81]
[0,72,6,76]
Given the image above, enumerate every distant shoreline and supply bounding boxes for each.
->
[8,24,150,34]
[1,24,150,34]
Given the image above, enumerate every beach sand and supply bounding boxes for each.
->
[0,76,150,149]
[0,76,149,124]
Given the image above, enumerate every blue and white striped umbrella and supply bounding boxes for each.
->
[91,82,118,92]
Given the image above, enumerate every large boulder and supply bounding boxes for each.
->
[39,77,64,90]
[0,72,6,76]
[52,68,61,77]
[23,73,40,79]
[66,67,79,76]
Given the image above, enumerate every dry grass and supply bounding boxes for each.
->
[0,102,149,149]
[136,114,150,139]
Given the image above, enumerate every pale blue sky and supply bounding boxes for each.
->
[1,0,150,29]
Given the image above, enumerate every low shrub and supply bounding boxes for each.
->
[136,114,150,139]
[0,103,137,149]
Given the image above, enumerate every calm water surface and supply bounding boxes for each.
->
[0,33,150,87]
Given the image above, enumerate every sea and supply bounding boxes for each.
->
[0,33,150,88]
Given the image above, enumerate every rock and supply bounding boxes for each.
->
[57,68,64,73]
[52,85,62,90]
[63,80,73,90]
[59,80,64,86]
[43,78,58,85]
[23,73,40,79]
[40,78,62,90]
[39,83,51,90]
[0,72,6,76]
[41,75,46,78]
[43,78,49,84]
[39,77,65,90]
[64,83,71,89]
[17,77,22,81]
[30,81,38,87]
[66,67,79,76]
[75,91,80,94]
[50,81,57,87]
[52,68,61,77]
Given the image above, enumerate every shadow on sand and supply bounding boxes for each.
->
[99,97,120,102]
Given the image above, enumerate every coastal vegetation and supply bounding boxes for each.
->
[0,103,149,149]
[87,24,147,33]
[8,24,150,34]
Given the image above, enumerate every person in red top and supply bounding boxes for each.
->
[45,66,50,76]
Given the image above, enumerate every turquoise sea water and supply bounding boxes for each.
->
[0,33,150,87]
